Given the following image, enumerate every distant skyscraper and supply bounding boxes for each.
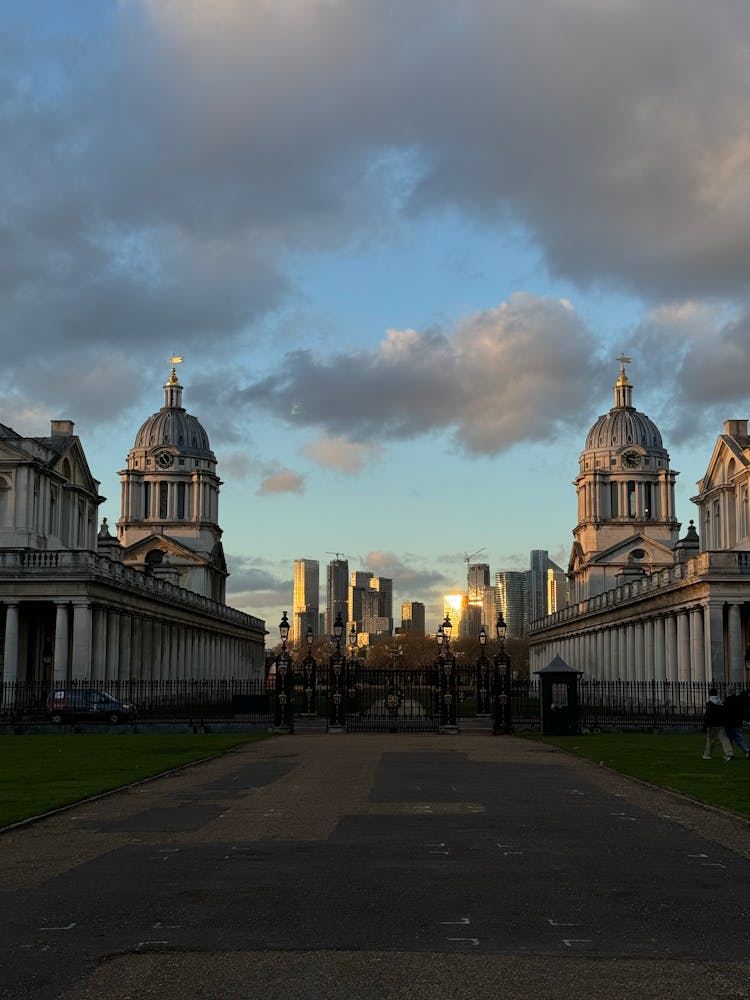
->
[349,571,373,632]
[293,558,319,644]
[528,550,567,622]
[443,594,466,639]
[467,561,492,633]
[349,572,393,637]
[326,558,349,633]
[401,601,425,635]
[527,550,549,623]
[467,563,490,603]
[547,563,568,613]
[495,571,528,638]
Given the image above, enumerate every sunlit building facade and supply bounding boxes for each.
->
[326,558,349,634]
[530,362,750,684]
[495,571,528,639]
[0,367,266,686]
[293,558,319,644]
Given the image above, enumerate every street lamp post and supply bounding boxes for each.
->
[493,612,512,734]
[301,624,317,715]
[347,624,359,717]
[328,613,347,731]
[273,611,294,732]
[385,638,404,731]
[476,625,491,716]
[435,614,458,733]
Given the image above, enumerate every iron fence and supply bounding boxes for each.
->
[0,675,740,731]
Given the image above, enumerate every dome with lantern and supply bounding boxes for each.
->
[582,358,668,464]
[129,364,216,466]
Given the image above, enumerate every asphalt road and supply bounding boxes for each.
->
[2,734,750,1000]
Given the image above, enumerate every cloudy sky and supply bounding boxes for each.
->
[4,0,750,635]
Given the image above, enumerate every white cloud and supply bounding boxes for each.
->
[257,468,305,495]
[302,436,382,473]
[240,293,605,455]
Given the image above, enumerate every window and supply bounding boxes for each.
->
[644,483,652,520]
[144,482,151,518]
[177,481,185,519]
[610,482,618,516]
[627,480,636,518]
[159,481,168,519]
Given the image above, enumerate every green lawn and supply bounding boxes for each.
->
[533,732,750,818]
[0,732,268,829]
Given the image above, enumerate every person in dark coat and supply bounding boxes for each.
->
[703,688,733,760]
[724,685,750,759]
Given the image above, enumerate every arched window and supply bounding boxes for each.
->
[145,549,164,568]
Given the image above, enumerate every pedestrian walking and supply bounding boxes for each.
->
[703,687,733,760]
[724,685,750,759]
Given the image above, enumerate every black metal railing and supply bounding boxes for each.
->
[0,675,739,731]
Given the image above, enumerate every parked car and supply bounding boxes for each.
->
[46,689,136,725]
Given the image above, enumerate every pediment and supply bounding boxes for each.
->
[123,533,207,565]
[51,438,101,496]
[697,434,750,496]
[568,540,585,574]
[0,437,39,464]
[587,532,675,568]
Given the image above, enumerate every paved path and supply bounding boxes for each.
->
[2,735,750,999]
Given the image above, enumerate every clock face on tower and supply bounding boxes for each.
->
[154,450,174,469]
[622,450,640,469]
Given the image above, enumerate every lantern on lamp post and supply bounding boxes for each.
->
[301,624,317,715]
[273,611,294,732]
[328,613,347,731]
[435,614,458,732]
[493,612,512,734]
[476,624,491,716]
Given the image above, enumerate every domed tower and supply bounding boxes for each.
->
[568,357,680,602]
[117,362,227,603]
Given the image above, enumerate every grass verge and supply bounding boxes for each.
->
[531,733,750,819]
[0,732,268,829]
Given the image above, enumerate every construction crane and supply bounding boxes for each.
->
[325,552,350,561]
[464,547,486,572]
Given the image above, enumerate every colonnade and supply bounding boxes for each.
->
[1,598,263,685]
[529,599,747,684]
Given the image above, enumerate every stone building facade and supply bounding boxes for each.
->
[0,367,265,687]
[529,362,750,685]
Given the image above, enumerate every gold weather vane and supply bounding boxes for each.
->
[167,354,183,384]
[615,352,631,385]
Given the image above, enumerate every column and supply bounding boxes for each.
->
[634,621,645,681]
[618,625,627,681]
[142,619,153,682]
[703,602,726,684]
[653,617,666,683]
[91,606,107,683]
[2,602,20,685]
[664,614,678,682]
[643,619,654,681]
[727,603,743,683]
[106,611,120,684]
[676,611,691,683]
[152,621,162,683]
[119,613,132,681]
[689,607,706,684]
[71,600,92,680]
[53,601,70,683]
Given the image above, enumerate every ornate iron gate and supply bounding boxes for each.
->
[346,668,439,733]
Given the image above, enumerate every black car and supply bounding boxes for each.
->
[46,689,136,724]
